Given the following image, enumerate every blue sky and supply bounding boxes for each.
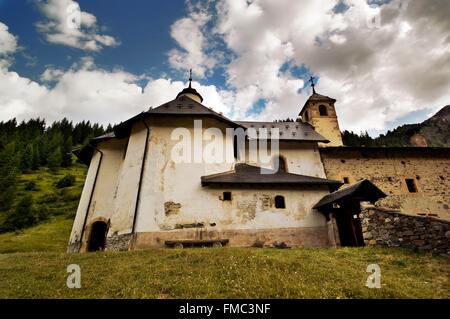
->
[1,0,192,82]
[0,0,449,136]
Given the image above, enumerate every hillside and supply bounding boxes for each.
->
[0,164,87,233]
[343,105,450,147]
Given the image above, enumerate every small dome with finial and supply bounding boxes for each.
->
[176,69,204,103]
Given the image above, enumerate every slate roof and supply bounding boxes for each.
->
[313,179,387,210]
[114,95,243,137]
[236,121,329,143]
[201,163,342,189]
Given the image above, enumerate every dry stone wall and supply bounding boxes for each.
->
[361,207,450,255]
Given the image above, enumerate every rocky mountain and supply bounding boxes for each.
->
[343,105,450,147]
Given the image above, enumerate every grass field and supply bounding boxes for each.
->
[0,214,449,299]
[0,246,449,299]
[0,166,449,299]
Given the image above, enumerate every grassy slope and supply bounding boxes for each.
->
[0,164,86,252]
[0,217,72,254]
[16,164,87,217]
[0,165,449,299]
[0,247,449,298]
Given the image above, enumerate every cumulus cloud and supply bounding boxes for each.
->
[0,41,230,125]
[168,1,219,78]
[193,0,450,132]
[35,0,118,51]
[2,0,450,136]
[0,21,18,69]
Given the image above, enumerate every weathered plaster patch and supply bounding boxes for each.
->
[164,201,181,216]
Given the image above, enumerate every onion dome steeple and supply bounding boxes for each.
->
[176,69,204,103]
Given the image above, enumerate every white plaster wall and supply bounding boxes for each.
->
[69,138,127,245]
[134,116,330,233]
[68,150,101,245]
[135,117,235,232]
[244,141,327,178]
[110,121,149,235]
[72,115,332,245]
[85,139,127,229]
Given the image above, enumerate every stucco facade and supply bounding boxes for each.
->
[69,110,337,252]
[69,85,450,252]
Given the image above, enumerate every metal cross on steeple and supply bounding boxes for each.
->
[309,76,316,94]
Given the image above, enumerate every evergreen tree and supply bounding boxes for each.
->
[61,136,73,167]
[0,142,19,211]
[48,147,62,169]
[2,195,35,232]
[38,135,50,166]
[20,144,33,172]
[31,142,40,170]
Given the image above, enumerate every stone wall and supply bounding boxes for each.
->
[320,148,450,220]
[361,207,450,255]
[105,233,134,251]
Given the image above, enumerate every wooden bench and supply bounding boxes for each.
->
[165,239,229,248]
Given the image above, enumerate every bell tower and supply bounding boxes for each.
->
[299,77,343,147]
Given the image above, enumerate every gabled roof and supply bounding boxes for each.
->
[201,163,342,189]
[299,91,336,116]
[313,179,387,210]
[114,95,243,137]
[236,121,329,143]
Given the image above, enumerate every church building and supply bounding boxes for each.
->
[68,74,450,252]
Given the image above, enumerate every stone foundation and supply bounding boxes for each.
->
[361,207,450,255]
[132,226,330,249]
[105,233,134,251]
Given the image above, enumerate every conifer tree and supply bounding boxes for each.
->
[31,142,40,170]
[0,142,19,211]
[61,136,73,167]
[48,147,62,169]
[20,144,33,172]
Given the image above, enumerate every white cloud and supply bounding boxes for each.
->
[199,0,450,132]
[35,0,118,51]
[2,0,450,137]
[0,49,230,126]
[0,21,18,69]
[40,67,64,82]
[168,1,218,78]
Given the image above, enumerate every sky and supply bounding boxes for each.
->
[0,0,449,136]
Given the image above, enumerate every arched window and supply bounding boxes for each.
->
[275,195,286,209]
[274,156,287,172]
[319,105,328,116]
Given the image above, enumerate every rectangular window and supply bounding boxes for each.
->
[223,192,232,201]
[343,177,350,184]
[405,179,418,193]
